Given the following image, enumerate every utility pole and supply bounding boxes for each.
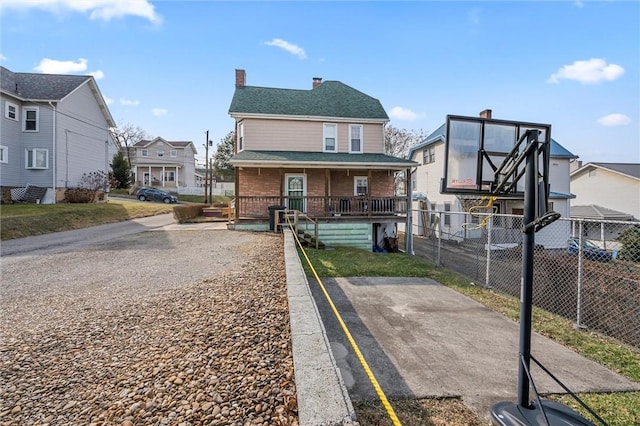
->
[204,130,209,205]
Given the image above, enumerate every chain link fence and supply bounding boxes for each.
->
[406,209,640,349]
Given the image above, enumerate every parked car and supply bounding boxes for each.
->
[136,187,178,204]
[567,238,612,262]
[412,191,428,201]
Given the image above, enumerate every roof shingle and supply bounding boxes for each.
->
[229,81,389,120]
[1,66,91,100]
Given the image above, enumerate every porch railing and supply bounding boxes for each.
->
[235,195,408,219]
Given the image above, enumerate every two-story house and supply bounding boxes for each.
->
[407,109,578,248]
[130,137,197,189]
[570,162,639,220]
[0,66,116,203]
[227,69,417,250]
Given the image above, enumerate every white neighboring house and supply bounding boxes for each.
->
[0,66,116,203]
[130,137,197,189]
[570,162,640,221]
[407,110,578,248]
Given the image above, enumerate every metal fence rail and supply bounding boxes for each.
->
[407,209,640,349]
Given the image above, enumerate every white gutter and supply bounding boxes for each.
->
[49,101,57,204]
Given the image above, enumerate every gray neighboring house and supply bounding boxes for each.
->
[0,66,116,203]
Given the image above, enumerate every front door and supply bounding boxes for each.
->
[285,174,306,212]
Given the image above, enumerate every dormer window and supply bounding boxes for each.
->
[349,124,363,153]
[323,123,337,152]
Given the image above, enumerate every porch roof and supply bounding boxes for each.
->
[230,150,418,170]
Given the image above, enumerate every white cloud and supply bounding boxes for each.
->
[573,1,585,8]
[88,70,104,80]
[264,38,307,59]
[2,0,161,24]
[34,57,88,74]
[596,113,631,127]
[0,53,6,61]
[103,96,114,105]
[389,106,420,121]
[120,98,140,106]
[547,58,625,84]
[152,108,168,117]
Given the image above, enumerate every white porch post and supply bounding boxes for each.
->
[176,166,179,187]
[162,166,166,187]
[148,166,151,185]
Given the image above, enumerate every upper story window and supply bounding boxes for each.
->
[349,124,363,153]
[141,149,148,157]
[170,150,178,157]
[238,122,244,152]
[423,146,435,164]
[5,101,18,121]
[25,148,48,169]
[23,107,39,132]
[0,145,7,163]
[157,150,165,157]
[354,176,368,196]
[323,123,337,152]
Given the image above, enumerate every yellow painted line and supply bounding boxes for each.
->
[284,216,402,426]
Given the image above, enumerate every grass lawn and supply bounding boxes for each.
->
[300,246,640,426]
[0,199,175,240]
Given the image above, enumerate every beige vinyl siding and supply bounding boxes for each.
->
[243,118,386,154]
[572,168,640,219]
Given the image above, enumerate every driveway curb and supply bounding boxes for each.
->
[283,230,358,426]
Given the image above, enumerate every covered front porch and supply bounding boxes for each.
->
[133,164,183,188]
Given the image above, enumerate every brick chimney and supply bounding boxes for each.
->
[235,69,246,88]
[312,77,322,89]
[479,109,492,119]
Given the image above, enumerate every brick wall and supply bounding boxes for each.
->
[239,168,395,196]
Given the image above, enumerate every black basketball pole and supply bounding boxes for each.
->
[517,129,538,407]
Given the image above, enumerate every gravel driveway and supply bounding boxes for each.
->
[0,227,297,425]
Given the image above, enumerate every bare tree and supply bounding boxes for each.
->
[109,123,151,170]
[384,125,429,193]
[384,125,428,158]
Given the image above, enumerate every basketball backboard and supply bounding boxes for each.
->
[441,115,551,197]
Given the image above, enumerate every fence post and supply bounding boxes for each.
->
[485,215,492,288]
[437,212,443,266]
[575,219,585,329]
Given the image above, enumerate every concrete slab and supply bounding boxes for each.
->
[309,276,640,421]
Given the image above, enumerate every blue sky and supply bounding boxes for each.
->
[2,0,638,164]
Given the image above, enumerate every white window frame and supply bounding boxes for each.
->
[349,124,363,154]
[423,146,435,164]
[25,148,49,169]
[323,123,337,152]
[170,150,178,157]
[141,149,148,157]
[165,171,175,182]
[444,202,451,226]
[0,145,7,163]
[354,176,368,196]
[5,101,18,121]
[157,150,165,157]
[23,107,39,132]
[238,122,244,152]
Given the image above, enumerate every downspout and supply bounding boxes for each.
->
[49,102,57,204]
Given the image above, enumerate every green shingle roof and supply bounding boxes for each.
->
[230,150,417,168]
[229,81,389,120]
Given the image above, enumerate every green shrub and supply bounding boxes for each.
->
[617,227,640,262]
